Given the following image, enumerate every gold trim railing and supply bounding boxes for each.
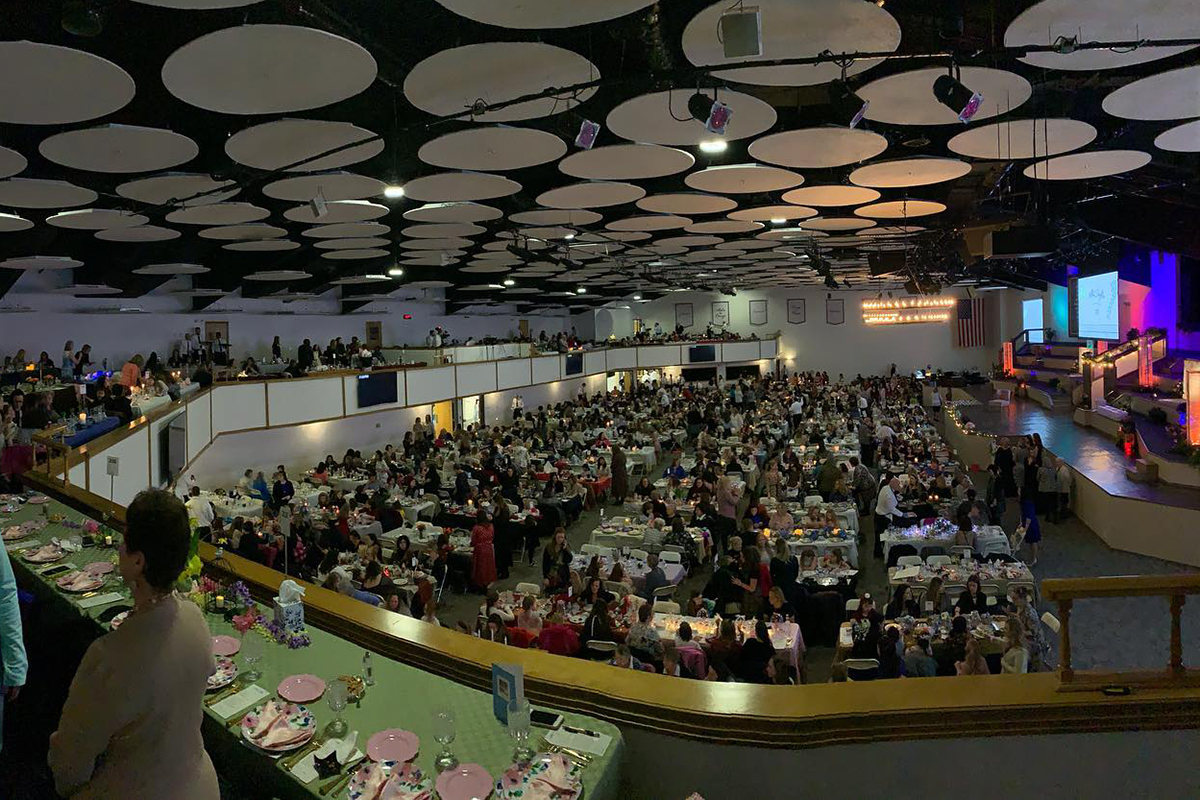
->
[1042,574,1200,690]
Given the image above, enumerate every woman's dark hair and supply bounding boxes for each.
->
[365,561,382,580]
[124,488,191,592]
[589,599,608,618]
[476,509,489,525]
[678,621,693,642]
[891,584,908,608]
[638,602,652,623]
[754,619,770,643]
[951,615,968,635]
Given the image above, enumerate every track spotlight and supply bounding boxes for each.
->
[699,139,728,154]
[829,80,869,129]
[688,92,733,136]
[933,73,983,123]
[382,185,405,199]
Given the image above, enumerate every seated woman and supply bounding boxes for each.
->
[956,636,990,675]
[515,595,543,633]
[579,576,613,608]
[821,548,847,569]
[804,505,825,528]
[633,476,654,500]
[797,548,819,572]
[953,574,988,615]
[744,503,768,530]
[1001,617,1029,674]
[953,516,977,551]
[762,585,795,622]
[608,561,634,589]
[703,618,743,675]
[579,600,614,655]
[766,505,794,531]
[885,584,920,619]
[311,462,329,485]
[480,589,515,624]
[738,620,777,683]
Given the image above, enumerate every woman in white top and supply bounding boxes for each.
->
[50,489,219,799]
[1000,617,1030,674]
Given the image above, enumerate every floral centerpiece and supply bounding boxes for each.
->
[192,578,312,649]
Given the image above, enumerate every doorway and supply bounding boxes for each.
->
[432,400,453,435]
[460,395,482,428]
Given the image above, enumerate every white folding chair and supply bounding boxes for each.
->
[580,543,602,556]
[896,555,923,568]
[604,580,629,597]
[662,544,684,554]
[926,555,952,567]
[949,546,974,561]
[1040,611,1061,634]
[629,548,649,561]
[515,582,541,597]
[659,551,682,564]
[844,658,880,681]
[586,640,618,655]
[804,495,824,507]
[1006,581,1037,602]
[653,600,680,614]
[653,584,678,599]
[845,598,860,615]
[943,584,967,608]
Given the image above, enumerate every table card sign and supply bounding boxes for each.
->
[492,663,525,725]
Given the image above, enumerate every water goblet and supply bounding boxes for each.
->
[432,708,458,772]
[508,700,535,764]
[324,679,349,738]
[240,631,264,684]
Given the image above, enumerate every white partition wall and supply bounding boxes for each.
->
[721,341,761,362]
[531,356,560,384]
[212,382,268,434]
[268,376,343,426]
[497,358,532,390]
[456,362,498,396]
[187,391,212,464]
[638,345,683,367]
[406,366,456,405]
[584,351,607,376]
[87,426,151,506]
[606,348,636,370]
[760,338,778,358]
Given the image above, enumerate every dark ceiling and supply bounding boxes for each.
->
[1,0,1198,313]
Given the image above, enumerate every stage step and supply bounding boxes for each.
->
[1124,459,1159,484]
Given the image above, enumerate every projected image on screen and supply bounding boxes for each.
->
[1077,271,1118,340]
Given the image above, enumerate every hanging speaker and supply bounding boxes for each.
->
[719,7,762,58]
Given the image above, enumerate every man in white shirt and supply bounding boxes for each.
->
[236,469,254,493]
[876,420,896,442]
[874,477,901,559]
[788,397,804,430]
[185,486,215,539]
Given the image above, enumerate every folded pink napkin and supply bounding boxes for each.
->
[531,755,578,797]
[65,572,97,591]
[260,722,310,749]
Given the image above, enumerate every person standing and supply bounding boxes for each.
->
[1019,486,1042,566]
[1056,458,1073,520]
[874,476,901,559]
[469,510,497,591]
[0,540,27,755]
[610,442,627,506]
[49,489,219,798]
[184,486,214,541]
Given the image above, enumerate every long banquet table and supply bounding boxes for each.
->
[2,494,624,799]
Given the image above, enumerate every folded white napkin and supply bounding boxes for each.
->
[290,732,361,783]
[53,537,82,553]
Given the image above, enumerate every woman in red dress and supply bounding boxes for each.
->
[469,509,497,590]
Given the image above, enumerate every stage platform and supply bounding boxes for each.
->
[944,392,1200,567]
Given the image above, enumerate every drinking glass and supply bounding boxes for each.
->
[432,708,458,772]
[240,632,264,684]
[324,679,349,738]
[508,700,535,764]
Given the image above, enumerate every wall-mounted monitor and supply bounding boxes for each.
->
[688,344,716,362]
[1072,271,1119,340]
[564,352,583,376]
[356,372,398,408]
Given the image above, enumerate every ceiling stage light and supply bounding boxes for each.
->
[383,185,405,199]
[387,267,404,276]
[830,79,869,129]
[933,73,983,123]
[699,139,728,154]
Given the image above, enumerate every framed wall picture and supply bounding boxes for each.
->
[748,299,768,326]
[711,300,730,328]
[675,302,693,329]
[826,298,845,325]
[786,298,806,324]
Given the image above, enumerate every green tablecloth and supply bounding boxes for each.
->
[3,495,624,799]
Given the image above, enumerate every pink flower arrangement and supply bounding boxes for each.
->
[82,520,100,534]
[232,610,257,633]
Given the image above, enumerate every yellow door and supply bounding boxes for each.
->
[432,399,454,434]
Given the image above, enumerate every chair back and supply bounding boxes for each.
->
[845,598,860,614]
[630,548,649,560]
[926,554,952,567]
[514,582,541,597]
[886,543,918,568]
[1040,611,1061,634]
[1006,580,1037,601]
[659,551,682,564]
[678,646,707,679]
[580,543,602,556]
[949,546,974,560]
[943,583,967,607]
[597,546,616,559]
[587,640,618,654]
[662,544,684,554]
[896,555,923,568]
[653,600,681,614]
[604,580,629,597]
[653,584,678,599]
[844,658,880,681]
[804,495,824,507]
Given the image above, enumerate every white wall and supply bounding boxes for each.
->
[635,289,997,375]
[0,272,568,370]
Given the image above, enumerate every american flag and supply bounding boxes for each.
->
[956,297,986,348]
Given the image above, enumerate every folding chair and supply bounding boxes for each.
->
[515,582,541,597]
[653,600,680,614]
[896,555,923,568]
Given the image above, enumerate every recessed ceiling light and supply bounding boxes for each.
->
[633,293,642,300]
[382,185,405,199]
[387,267,403,276]
[564,233,575,240]
[503,278,515,286]
[770,217,786,224]
[699,139,728,154]
[576,287,586,294]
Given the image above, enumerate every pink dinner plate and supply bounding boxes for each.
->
[84,561,114,575]
[436,763,492,800]
[366,728,420,763]
[211,635,241,657]
[277,674,326,703]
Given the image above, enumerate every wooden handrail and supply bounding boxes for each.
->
[1041,574,1198,690]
